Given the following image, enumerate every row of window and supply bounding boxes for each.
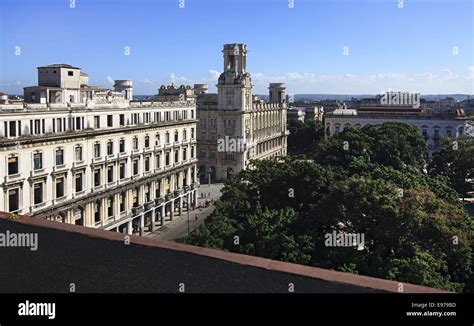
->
[2,109,196,138]
[94,109,194,129]
[331,122,463,137]
[4,117,86,137]
[92,131,195,158]
[7,169,194,215]
[199,118,236,128]
[7,145,195,177]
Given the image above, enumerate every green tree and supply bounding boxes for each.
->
[313,121,427,171]
[428,137,474,196]
[386,252,461,291]
[287,119,324,156]
[187,159,472,291]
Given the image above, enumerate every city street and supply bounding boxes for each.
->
[145,183,224,241]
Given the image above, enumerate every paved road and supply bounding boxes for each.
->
[145,183,224,241]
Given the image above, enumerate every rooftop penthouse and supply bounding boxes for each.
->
[21,64,132,104]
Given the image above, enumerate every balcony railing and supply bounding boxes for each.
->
[132,205,143,215]
[144,201,154,210]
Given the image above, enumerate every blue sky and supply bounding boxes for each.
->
[1,0,473,95]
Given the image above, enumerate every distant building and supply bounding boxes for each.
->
[288,105,324,122]
[287,108,306,122]
[153,83,196,102]
[196,44,289,182]
[325,101,470,155]
[0,92,8,104]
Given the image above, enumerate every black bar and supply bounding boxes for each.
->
[0,293,473,322]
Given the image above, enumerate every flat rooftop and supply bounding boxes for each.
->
[0,214,447,293]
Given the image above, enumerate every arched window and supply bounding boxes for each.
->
[155,133,160,146]
[133,137,138,150]
[144,135,150,148]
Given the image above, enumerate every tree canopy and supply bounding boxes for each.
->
[187,121,474,292]
[428,137,474,196]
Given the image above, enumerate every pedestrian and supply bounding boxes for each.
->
[195,214,198,221]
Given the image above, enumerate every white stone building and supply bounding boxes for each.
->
[197,44,289,182]
[0,65,199,235]
[325,103,470,155]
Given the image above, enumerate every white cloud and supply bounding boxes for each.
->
[208,69,220,82]
[142,78,153,85]
[3,68,472,96]
[245,69,474,94]
[441,68,454,79]
[468,66,474,79]
[169,72,193,85]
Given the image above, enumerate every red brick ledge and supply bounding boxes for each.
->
[0,212,451,293]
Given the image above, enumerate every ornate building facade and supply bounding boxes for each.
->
[0,64,199,235]
[197,44,289,182]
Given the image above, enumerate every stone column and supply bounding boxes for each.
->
[139,213,144,236]
[127,189,132,214]
[115,193,120,220]
[151,181,156,201]
[101,198,106,227]
[127,219,133,235]
[151,208,156,232]
[160,178,165,197]
[170,200,174,221]
[161,204,165,225]
[179,196,183,216]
